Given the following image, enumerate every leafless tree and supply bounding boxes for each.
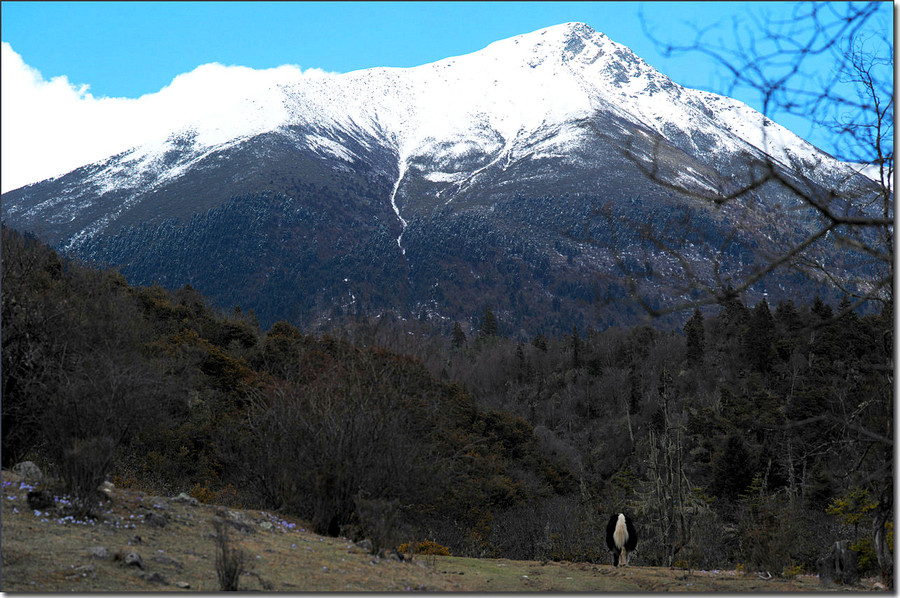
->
[593,2,892,319]
[629,1,892,585]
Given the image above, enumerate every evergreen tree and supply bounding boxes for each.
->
[833,295,870,360]
[810,296,842,361]
[571,324,582,369]
[805,463,835,512]
[718,285,750,337]
[774,299,802,334]
[745,298,776,372]
[451,321,467,349]
[811,296,833,321]
[480,305,499,338]
[773,299,804,361]
[515,342,527,382]
[836,295,856,321]
[711,434,757,503]
[627,363,642,414]
[684,307,705,366]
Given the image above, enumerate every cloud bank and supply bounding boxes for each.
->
[1,43,330,193]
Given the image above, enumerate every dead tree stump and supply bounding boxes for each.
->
[817,540,859,586]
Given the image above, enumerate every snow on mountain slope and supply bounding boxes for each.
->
[6,20,865,258]
[59,22,845,202]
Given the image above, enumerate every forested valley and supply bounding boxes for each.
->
[2,224,892,579]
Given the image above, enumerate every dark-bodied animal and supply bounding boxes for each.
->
[606,512,638,566]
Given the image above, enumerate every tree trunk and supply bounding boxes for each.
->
[872,488,894,589]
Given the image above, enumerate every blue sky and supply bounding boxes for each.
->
[3,1,853,98]
[0,1,892,191]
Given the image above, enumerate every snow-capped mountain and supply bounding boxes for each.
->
[1,23,877,332]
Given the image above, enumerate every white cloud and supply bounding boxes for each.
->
[1,42,332,193]
[1,42,161,193]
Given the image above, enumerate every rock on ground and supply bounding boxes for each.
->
[13,461,44,483]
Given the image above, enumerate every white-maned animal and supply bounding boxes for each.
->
[605,512,638,566]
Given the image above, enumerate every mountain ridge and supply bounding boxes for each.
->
[1,22,876,333]
[4,23,847,200]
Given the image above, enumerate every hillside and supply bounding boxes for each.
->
[2,224,892,585]
[2,468,871,592]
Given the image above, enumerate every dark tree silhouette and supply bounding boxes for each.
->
[480,305,499,338]
[683,307,705,366]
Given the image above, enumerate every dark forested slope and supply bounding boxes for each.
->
[1,225,892,577]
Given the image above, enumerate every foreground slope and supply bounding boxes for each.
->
[2,469,859,592]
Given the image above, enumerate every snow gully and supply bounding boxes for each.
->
[389,158,409,255]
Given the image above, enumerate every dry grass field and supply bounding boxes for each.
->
[0,469,882,592]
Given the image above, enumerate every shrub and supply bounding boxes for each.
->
[190,483,217,504]
[735,474,805,575]
[57,436,116,518]
[850,537,878,575]
[826,488,877,527]
[673,559,694,571]
[398,539,451,556]
[827,488,885,576]
[213,484,242,508]
[355,496,408,556]
[213,518,248,591]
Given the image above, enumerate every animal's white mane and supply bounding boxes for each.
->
[613,513,628,548]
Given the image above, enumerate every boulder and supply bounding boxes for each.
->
[171,492,199,506]
[12,461,44,483]
[213,509,255,534]
[151,554,183,569]
[87,546,111,560]
[139,572,169,585]
[225,518,255,534]
[123,551,146,570]
[144,512,168,528]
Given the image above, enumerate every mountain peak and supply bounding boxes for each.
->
[475,22,606,61]
[538,21,599,39]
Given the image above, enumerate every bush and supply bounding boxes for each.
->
[680,505,735,571]
[355,496,409,556]
[735,475,807,575]
[190,483,217,504]
[213,518,248,591]
[57,436,116,517]
[1,227,177,500]
[826,488,885,576]
[398,539,451,556]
